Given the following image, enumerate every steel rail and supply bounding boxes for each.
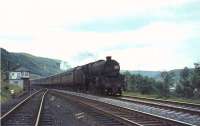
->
[76,99,144,126]
[0,89,44,120]
[116,96,200,116]
[50,90,140,126]
[34,89,48,126]
[52,90,195,126]
[78,95,195,126]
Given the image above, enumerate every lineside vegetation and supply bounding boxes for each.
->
[0,82,23,103]
[123,62,200,102]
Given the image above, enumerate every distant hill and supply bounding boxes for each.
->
[1,48,192,81]
[0,48,70,80]
[121,69,192,81]
[122,70,161,78]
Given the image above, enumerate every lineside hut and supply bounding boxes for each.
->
[9,67,30,92]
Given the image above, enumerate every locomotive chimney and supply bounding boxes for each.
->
[106,56,111,61]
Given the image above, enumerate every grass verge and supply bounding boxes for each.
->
[0,83,23,103]
[123,91,200,104]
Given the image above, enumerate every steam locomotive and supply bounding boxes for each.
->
[31,56,125,95]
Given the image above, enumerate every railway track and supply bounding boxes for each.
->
[0,89,48,126]
[52,89,195,126]
[116,96,200,116]
[1,90,35,116]
[50,90,127,126]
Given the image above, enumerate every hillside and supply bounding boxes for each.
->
[0,48,70,80]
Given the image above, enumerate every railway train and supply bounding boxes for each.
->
[31,56,125,95]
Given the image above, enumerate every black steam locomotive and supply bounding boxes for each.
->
[31,56,125,95]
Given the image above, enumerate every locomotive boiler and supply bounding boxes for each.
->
[31,56,125,95]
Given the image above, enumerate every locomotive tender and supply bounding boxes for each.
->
[31,56,125,95]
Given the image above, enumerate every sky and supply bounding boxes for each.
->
[0,0,200,71]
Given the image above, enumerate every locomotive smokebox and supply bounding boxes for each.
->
[106,56,112,61]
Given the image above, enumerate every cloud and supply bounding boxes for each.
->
[0,34,33,42]
[1,21,199,70]
[68,0,200,32]
[0,0,199,70]
[69,17,152,32]
[70,52,98,66]
[0,0,194,33]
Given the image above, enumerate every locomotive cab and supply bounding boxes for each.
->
[104,56,120,77]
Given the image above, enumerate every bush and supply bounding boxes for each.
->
[0,82,23,103]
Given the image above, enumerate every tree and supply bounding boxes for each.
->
[158,71,174,97]
[136,76,155,94]
[123,71,133,91]
[175,84,184,97]
[176,67,194,97]
[122,71,155,94]
[192,63,200,97]
[154,81,166,97]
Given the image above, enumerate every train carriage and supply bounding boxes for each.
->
[31,56,125,95]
